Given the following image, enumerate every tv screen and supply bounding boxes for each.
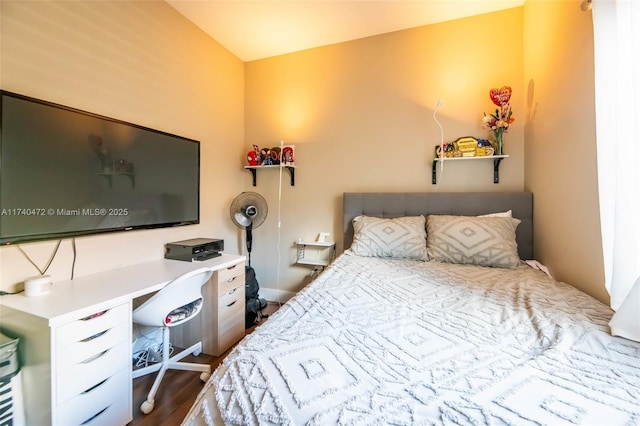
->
[0,91,200,245]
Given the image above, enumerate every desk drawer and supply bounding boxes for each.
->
[219,304,244,334]
[56,321,129,372]
[56,367,130,426]
[56,340,129,406]
[56,303,130,349]
[218,273,244,297]
[218,313,245,354]
[217,262,244,284]
[219,284,244,311]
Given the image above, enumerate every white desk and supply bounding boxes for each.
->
[0,254,245,426]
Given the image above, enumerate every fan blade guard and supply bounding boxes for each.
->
[230,192,268,229]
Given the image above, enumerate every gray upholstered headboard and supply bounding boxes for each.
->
[343,192,533,260]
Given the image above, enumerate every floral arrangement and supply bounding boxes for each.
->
[482,86,514,155]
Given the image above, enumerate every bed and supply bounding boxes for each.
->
[182,192,640,425]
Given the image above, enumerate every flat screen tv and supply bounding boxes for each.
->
[0,90,200,245]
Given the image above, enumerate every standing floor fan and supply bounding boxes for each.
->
[230,191,268,326]
[230,191,268,266]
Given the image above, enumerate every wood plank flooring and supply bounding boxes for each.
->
[129,302,280,426]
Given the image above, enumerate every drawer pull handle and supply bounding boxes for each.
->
[227,288,237,295]
[81,329,109,342]
[82,349,110,364]
[82,377,110,395]
[80,310,108,321]
[227,264,238,270]
[226,300,237,308]
[226,276,237,283]
[80,404,111,425]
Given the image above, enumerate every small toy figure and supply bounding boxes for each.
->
[252,145,261,163]
[247,145,261,165]
[270,146,281,165]
[261,148,272,165]
[282,146,295,164]
[247,150,259,165]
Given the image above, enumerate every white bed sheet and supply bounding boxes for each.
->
[183,253,640,425]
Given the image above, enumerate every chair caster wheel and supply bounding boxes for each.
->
[193,349,201,356]
[200,372,210,382]
[141,400,154,414]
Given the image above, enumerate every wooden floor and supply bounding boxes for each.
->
[129,302,280,426]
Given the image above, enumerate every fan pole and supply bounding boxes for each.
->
[246,222,253,266]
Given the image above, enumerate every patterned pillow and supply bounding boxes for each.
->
[479,210,512,218]
[426,215,521,269]
[350,215,428,261]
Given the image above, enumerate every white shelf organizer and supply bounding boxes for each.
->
[295,240,336,268]
[432,155,509,184]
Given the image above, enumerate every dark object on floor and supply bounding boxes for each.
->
[245,265,267,328]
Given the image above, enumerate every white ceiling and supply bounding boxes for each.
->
[166,0,525,62]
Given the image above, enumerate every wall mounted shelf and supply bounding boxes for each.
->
[432,155,508,184]
[295,240,336,268]
[244,165,296,186]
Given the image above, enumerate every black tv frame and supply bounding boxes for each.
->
[0,90,200,245]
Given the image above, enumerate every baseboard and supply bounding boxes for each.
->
[259,287,295,304]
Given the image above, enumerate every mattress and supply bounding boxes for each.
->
[182,253,640,425]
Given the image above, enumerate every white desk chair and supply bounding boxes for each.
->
[132,267,214,414]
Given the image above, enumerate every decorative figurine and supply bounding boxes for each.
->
[270,146,281,165]
[282,145,295,165]
[247,150,259,165]
[261,147,272,165]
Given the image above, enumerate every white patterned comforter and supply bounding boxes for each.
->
[183,253,640,425]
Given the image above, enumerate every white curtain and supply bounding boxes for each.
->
[592,1,640,313]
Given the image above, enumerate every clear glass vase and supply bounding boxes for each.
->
[493,128,504,156]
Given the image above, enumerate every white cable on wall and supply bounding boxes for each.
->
[433,100,445,191]
[276,140,284,306]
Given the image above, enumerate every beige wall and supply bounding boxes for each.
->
[244,8,525,297]
[0,1,245,291]
[523,0,607,303]
[0,1,608,305]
